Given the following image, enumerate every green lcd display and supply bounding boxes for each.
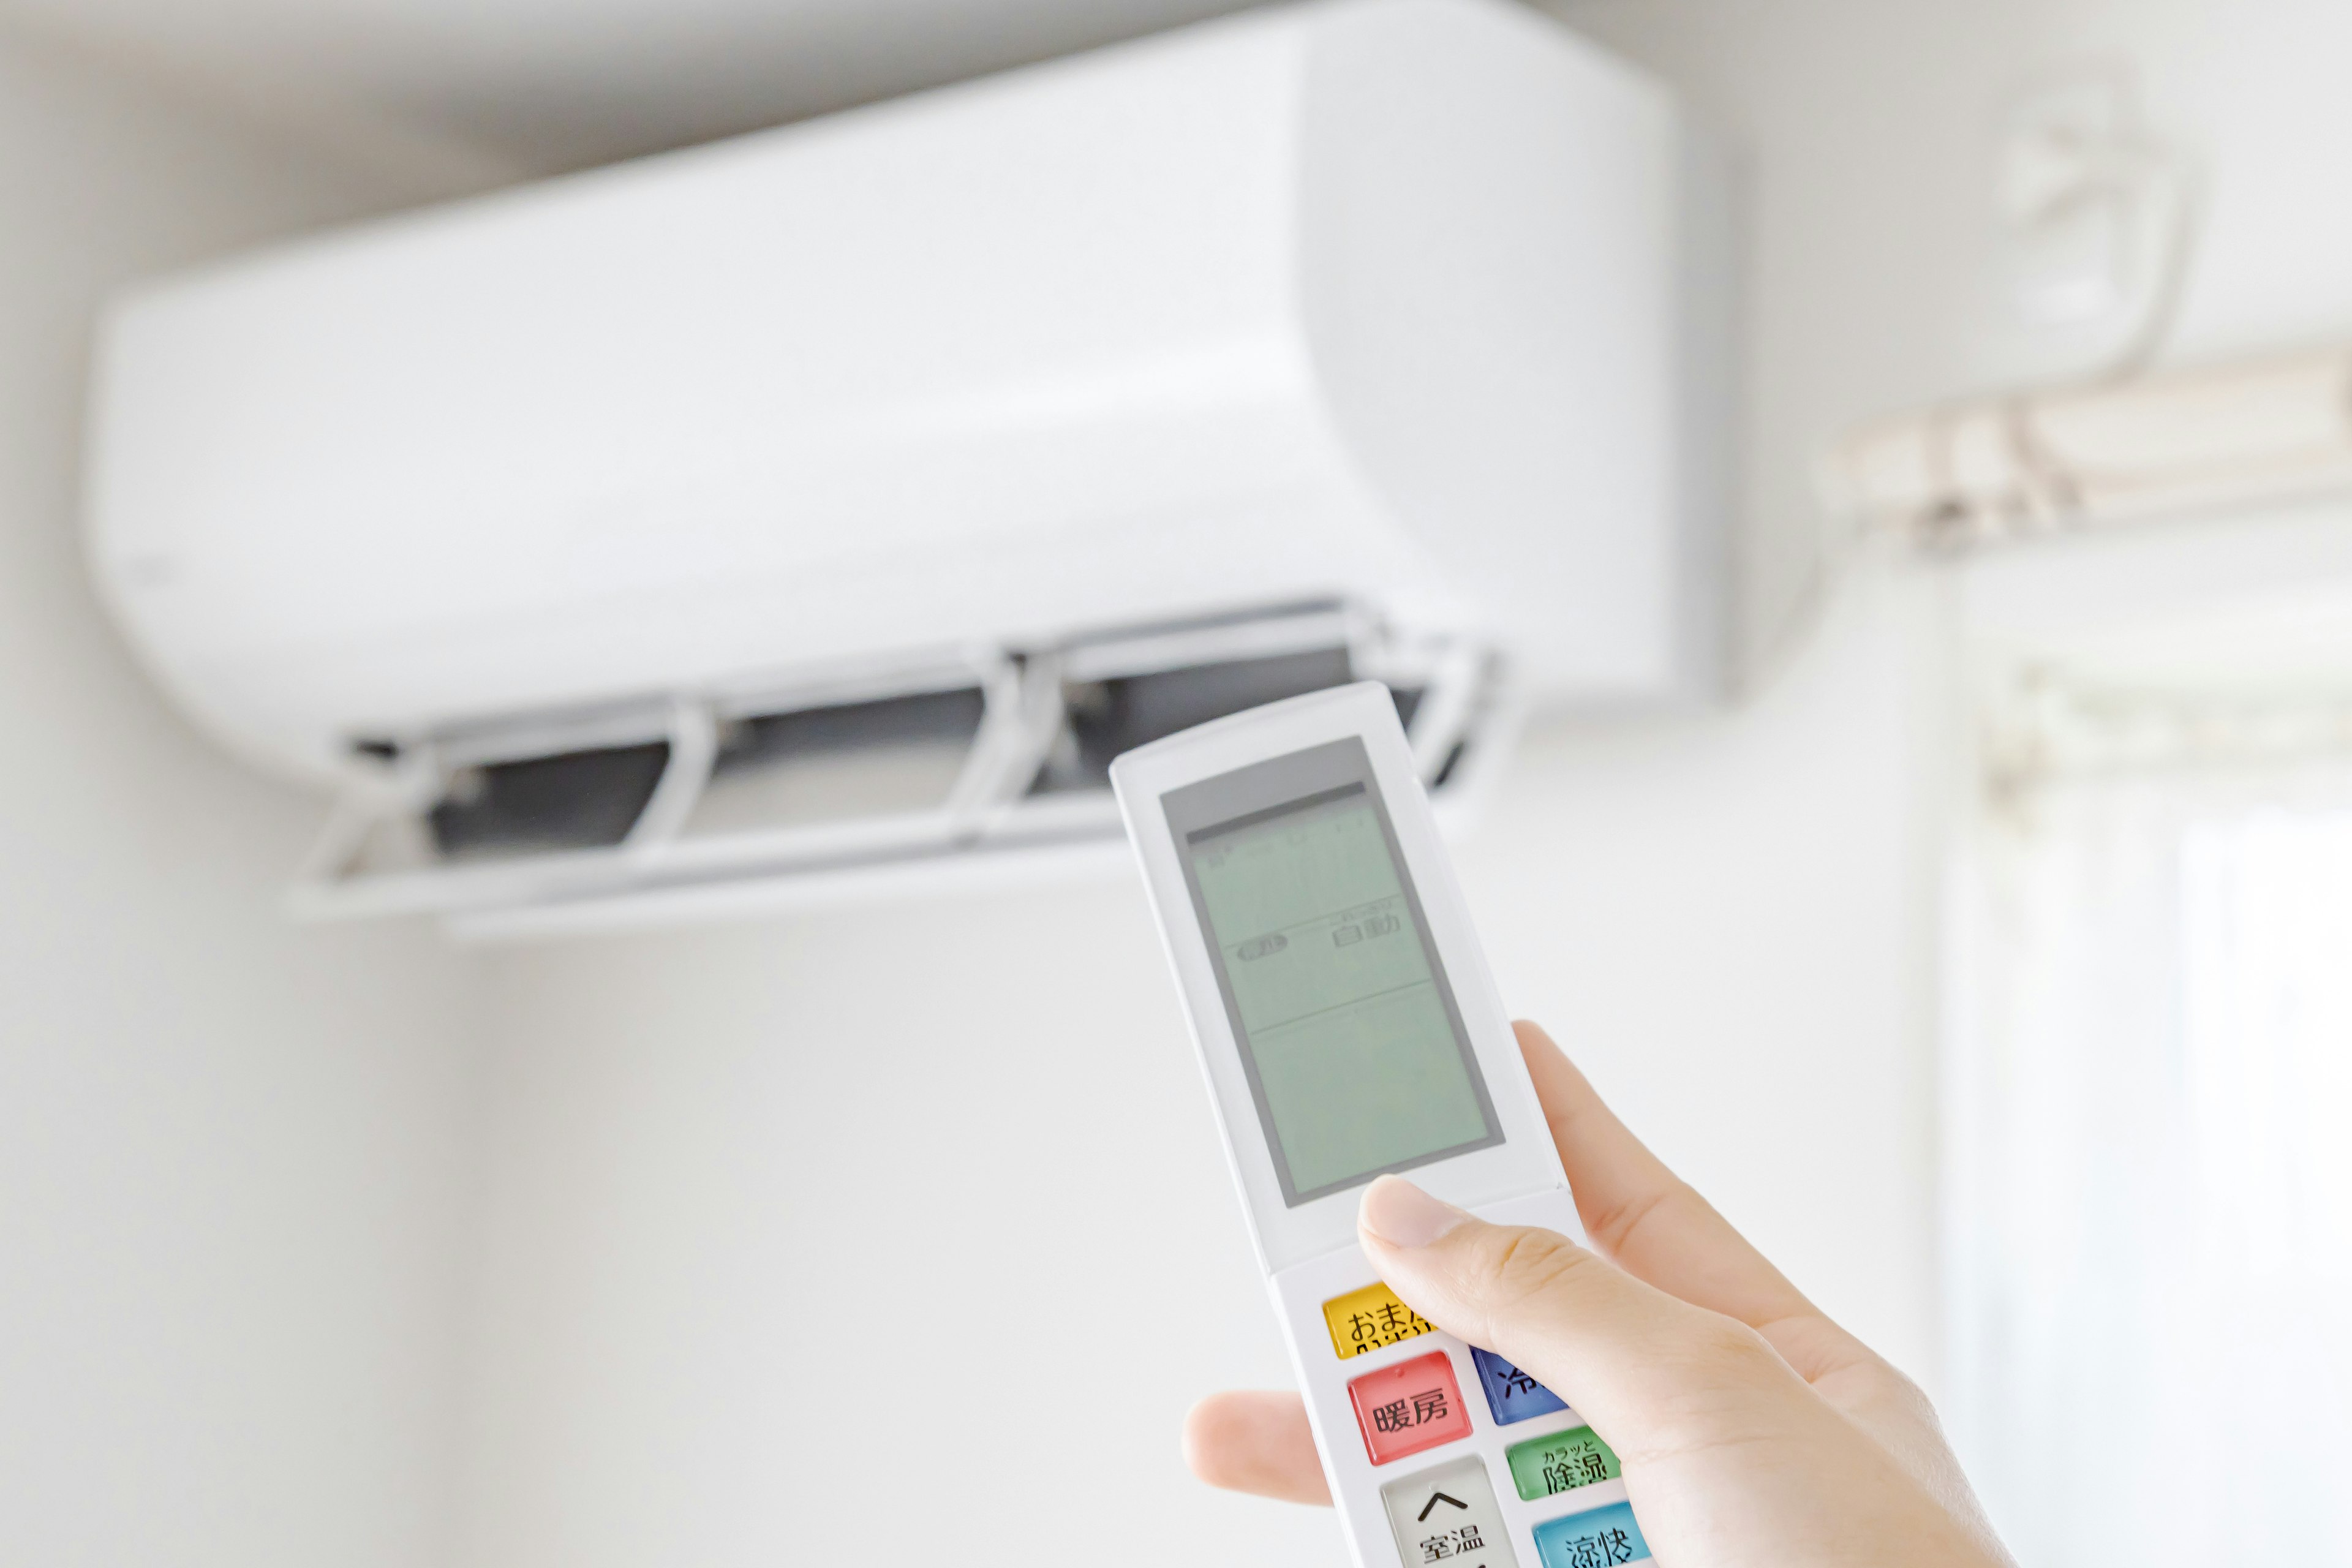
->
[1185,781,1499,1204]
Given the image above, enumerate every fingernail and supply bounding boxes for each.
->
[1360,1177,1471,1248]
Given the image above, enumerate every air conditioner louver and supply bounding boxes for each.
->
[292,606,1508,938]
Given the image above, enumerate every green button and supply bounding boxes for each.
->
[1504,1425,1622,1501]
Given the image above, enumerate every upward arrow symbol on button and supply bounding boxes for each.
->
[1417,1493,1469,1521]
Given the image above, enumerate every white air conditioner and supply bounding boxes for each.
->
[84,0,1732,936]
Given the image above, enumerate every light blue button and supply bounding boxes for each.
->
[1531,1501,1650,1567]
[1471,1348,1569,1426]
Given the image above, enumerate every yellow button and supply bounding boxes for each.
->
[1323,1281,1437,1359]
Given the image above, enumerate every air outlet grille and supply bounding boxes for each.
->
[293,606,1502,936]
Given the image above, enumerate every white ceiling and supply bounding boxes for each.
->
[0,0,1286,173]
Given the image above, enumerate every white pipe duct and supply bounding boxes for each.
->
[1823,347,2352,551]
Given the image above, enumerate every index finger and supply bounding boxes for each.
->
[1517,1020,1820,1336]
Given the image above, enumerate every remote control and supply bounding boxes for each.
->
[1112,682,1649,1568]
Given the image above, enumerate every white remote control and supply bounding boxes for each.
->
[1112,682,1650,1568]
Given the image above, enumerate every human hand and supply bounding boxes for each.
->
[1185,1022,2013,1568]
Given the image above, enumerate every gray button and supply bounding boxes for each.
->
[1381,1455,1519,1567]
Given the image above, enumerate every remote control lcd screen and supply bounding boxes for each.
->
[1185,781,1499,1203]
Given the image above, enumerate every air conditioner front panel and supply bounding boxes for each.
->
[86,0,1727,791]
[1300,0,1700,699]
[91,11,1352,774]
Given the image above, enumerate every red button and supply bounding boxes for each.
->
[1348,1350,1473,1464]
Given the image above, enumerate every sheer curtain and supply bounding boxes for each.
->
[1947,726,2352,1565]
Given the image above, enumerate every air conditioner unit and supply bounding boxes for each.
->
[84,0,1732,937]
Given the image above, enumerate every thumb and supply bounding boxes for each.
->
[1357,1175,1808,1461]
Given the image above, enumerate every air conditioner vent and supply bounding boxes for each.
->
[688,687,986,839]
[1032,647,1357,795]
[292,606,1506,936]
[431,742,671,860]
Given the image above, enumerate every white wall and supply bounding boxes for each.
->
[1566,0,2352,665]
[0,32,485,1568]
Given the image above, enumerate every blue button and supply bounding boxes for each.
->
[1470,1348,1568,1425]
[1532,1501,1650,1566]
